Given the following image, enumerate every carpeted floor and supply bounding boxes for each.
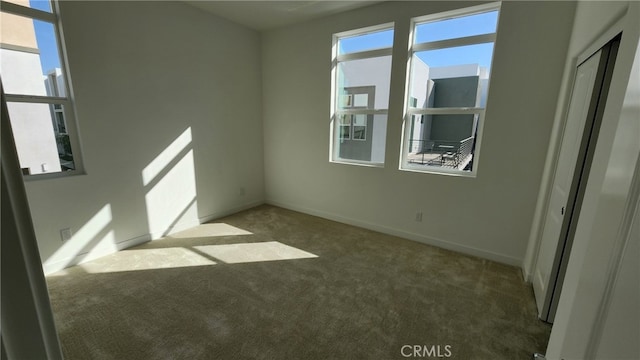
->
[46,205,551,359]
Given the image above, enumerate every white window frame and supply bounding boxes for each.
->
[400,2,501,177]
[330,22,393,167]
[1,0,84,179]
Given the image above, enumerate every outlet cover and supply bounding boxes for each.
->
[60,228,72,242]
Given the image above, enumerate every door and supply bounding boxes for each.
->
[533,37,619,322]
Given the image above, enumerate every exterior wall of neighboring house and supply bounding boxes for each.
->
[1,2,61,174]
[430,76,479,142]
[45,68,65,97]
[409,59,488,151]
[409,58,431,152]
[338,56,391,163]
[339,55,488,159]
[43,68,74,169]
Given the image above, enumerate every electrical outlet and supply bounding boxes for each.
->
[415,211,423,222]
[60,228,72,242]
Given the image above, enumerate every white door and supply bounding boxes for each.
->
[533,49,604,321]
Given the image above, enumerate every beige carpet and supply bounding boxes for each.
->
[46,205,550,359]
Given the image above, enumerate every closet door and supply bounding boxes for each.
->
[533,37,619,323]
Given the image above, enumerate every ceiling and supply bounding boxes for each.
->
[184,1,385,31]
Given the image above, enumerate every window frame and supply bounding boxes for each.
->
[1,0,84,179]
[330,22,394,167]
[400,2,501,177]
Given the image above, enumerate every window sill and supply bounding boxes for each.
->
[399,165,477,178]
[330,159,385,168]
[23,169,87,182]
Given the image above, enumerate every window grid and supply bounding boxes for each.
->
[331,23,393,166]
[402,3,500,175]
[1,0,83,177]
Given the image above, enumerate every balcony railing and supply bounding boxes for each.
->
[408,136,474,170]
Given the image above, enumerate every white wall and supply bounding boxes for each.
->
[23,1,265,274]
[595,194,639,360]
[262,1,576,266]
[544,2,640,358]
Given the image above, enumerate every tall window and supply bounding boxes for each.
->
[1,0,81,176]
[401,3,500,175]
[331,24,393,166]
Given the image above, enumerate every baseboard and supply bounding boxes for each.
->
[149,218,201,240]
[522,267,534,283]
[266,199,522,267]
[43,233,151,275]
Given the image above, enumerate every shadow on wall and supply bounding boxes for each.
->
[44,127,201,273]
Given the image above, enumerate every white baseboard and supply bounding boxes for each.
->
[148,218,201,240]
[266,199,522,267]
[522,267,534,283]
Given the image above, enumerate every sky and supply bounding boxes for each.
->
[30,0,61,73]
[339,10,498,70]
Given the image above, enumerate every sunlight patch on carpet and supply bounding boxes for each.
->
[194,241,317,264]
[168,223,253,239]
[80,247,216,273]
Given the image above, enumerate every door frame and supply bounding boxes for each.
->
[541,37,620,322]
[523,13,628,285]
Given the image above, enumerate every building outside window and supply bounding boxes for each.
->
[402,3,500,175]
[331,24,393,166]
[1,0,81,176]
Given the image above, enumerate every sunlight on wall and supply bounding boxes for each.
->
[167,223,253,239]
[44,203,113,269]
[144,128,199,238]
[142,128,192,186]
[79,247,216,273]
[194,241,318,264]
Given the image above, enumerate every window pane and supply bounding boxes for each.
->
[409,44,493,108]
[406,114,478,170]
[337,55,392,110]
[30,0,53,12]
[338,114,351,140]
[1,12,63,96]
[415,11,498,43]
[352,114,367,141]
[338,28,393,55]
[334,114,386,163]
[353,94,368,107]
[7,102,75,175]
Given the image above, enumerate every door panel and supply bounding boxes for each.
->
[533,49,603,319]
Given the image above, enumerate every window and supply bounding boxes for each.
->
[331,24,393,166]
[401,3,500,175]
[1,0,82,176]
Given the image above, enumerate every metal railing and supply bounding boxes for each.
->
[408,137,474,169]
